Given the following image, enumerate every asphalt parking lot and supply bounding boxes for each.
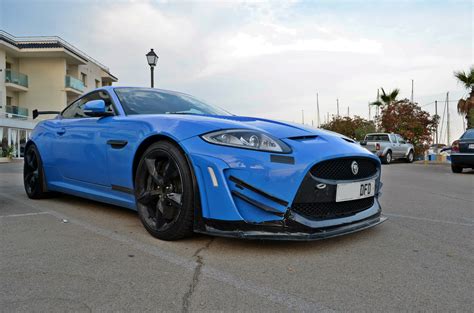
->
[0,162,473,312]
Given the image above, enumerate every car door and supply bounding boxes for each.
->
[388,134,399,157]
[395,134,408,157]
[55,90,117,186]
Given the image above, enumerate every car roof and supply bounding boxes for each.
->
[101,86,194,98]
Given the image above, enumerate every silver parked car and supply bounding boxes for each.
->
[360,133,415,164]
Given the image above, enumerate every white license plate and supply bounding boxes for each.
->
[336,180,375,202]
[469,144,474,149]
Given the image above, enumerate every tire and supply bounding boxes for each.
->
[381,151,392,165]
[134,141,194,240]
[451,164,463,173]
[23,144,51,199]
[405,150,414,163]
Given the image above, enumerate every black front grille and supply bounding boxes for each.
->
[292,197,375,220]
[310,157,377,180]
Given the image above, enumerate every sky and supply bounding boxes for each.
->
[1,0,472,142]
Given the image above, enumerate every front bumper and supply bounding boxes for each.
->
[181,135,385,240]
[197,212,386,240]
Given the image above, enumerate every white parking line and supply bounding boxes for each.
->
[384,213,473,227]
[0,193,335,313]
[0,211,51,218]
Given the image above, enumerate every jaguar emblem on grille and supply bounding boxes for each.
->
[351,161,359,175]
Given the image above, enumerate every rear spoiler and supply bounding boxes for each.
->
[33,109,60,120]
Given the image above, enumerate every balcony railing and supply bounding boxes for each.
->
[5,69,29,88]
[5,105,29,120]
[65,75,85,92]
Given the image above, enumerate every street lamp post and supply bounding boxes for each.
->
[146,48,159,88]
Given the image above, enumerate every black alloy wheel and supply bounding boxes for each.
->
[135,141,194,240]
[23,144,50,199]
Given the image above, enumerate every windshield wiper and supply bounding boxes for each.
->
[166,112,198,115]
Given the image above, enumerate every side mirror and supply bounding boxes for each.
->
[83,100,111,117]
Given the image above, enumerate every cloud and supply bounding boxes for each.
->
[79,0,471,140]
[199,32,383,77]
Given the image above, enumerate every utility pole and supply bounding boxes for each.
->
[411,79,414,103]
[316,93,320,127]
[336,99,340,117]
[368,102,371,120]
[435,100,439,146]
[347,106,350,117]
[301,109,304,124]
[446,92,450,145]
[327,112,330,123]
[376,89,380,119]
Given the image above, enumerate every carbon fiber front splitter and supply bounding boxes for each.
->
[195,213,387,241]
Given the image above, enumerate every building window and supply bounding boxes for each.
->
[81,72,87,87]
[6,97,12,107]
[95,79,100,88]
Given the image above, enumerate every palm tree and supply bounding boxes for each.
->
[370,88,400,117]
[454,66,474,129]
[370,88,400,108]
[379,88,400,105]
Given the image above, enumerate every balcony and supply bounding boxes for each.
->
[5,105,29,120]
[65,75,84,95]
[5,69,29,92]
[0,106,36,133]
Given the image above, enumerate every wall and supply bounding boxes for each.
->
[0,49,5,113]
[18,58,67,116]
[6,89,19,107]
[78,61,104,93]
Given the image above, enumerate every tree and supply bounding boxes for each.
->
[320,115,376,141]
[380,99,438,156]
[454,66,474,129]
[370,88,400,129]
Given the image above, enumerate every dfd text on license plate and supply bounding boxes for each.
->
[336,180,375,202]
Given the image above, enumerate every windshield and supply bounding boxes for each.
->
[114,88,231,116]
[461,129,474,139]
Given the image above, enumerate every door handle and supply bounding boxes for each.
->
[56,128,66,135]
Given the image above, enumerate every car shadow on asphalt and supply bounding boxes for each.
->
[49,191,385,254]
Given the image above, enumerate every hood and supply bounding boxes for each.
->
[129,114,349,142]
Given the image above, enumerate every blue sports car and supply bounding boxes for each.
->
[24,87,386,240]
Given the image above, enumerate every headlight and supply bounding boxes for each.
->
[201,129,291,153]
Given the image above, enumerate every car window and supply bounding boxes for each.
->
[461,129,474,139]
[389,134,397,142]
[365,134,390,141]
[62,90,115,119]
[396,135,406,144]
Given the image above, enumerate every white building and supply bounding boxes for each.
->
[0,30,117,158]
